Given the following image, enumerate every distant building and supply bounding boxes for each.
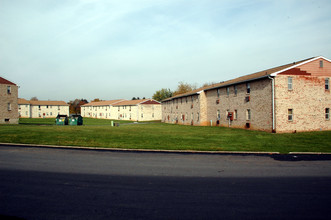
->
[18,99,69,118]
[0,77,18,124]
[162,56,331,133]
[81,99,162,121]
[113,99,161,121]
[81,100,125,119]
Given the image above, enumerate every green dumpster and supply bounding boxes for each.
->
[56,115,68,125]
[69,115,83,126]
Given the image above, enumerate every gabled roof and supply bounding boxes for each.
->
[18,98,30,104]
[29,100,69,106]
[162,56,330,102]
[162,83,218,102]
[205,56,319,91]
[112,99,160,106]
[82,99,125,107]
[0,77,16,85]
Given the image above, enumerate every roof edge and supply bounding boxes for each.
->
[270,56,330,77]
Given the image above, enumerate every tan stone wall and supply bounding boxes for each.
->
[117,104,162,121]
[0,84,18,124]
[81,105,115,119]
[275,74,331,133]
[18,104,31,118]
[205,78,273,132]
[162,94,202,125]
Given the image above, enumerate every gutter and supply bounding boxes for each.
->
[268,76,275,132]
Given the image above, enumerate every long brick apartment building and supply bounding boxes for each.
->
[162,56,331,133]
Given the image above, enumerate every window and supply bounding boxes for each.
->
[226,87,230,96]
[217,89,220,98]
[320,60,323,68]
[7,86,11,94]
[7,103,11,111]
[197,112,199,121]
[234,110,238,120]
[217,110,220,120]
[288,77,293,90]
[326,108,330,120]
[288,109,293,121]
[326,78,329,90]
[246,83,250,94]
[234,85,237,96]
[246,109,251,120]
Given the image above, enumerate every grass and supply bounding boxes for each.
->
[0,118,330,154]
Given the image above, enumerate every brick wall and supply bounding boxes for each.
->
[0,84,18,124]
[274,59,331,132]
[205,78,273,132]
[162,94,202,125]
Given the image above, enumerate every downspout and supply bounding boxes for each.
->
[268,76,275,132]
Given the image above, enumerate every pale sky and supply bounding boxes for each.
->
[1,0,331,102]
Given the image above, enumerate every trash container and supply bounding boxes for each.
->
[56,115,68,125]
[69,115,83,126]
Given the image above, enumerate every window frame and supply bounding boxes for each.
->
[288,77,293,90]
[246,83,250,94]
[288,109,293,121]
[246,109,251,121]
[325,78,329,90]
[326,108,330,120]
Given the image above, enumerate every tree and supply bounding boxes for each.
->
[173,81,197,96]
[91,98,100,102]
[152,88,173,101]
[132,97,137,100]
[202,81,218,87]
[69,99,88,114]
[30,97,38,101]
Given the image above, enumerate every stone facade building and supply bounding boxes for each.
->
[162,56,331,133]
[0,77,18,124]
[81,99,162,122]
[18,99,69,118]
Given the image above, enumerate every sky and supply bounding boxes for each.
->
[1,0,331,102]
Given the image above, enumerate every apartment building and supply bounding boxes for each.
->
[0,77,18,124]
[162,56,331,133]
[81,100,124,119]
[81,99,161,121]
[113,99,161,121]
[18,99,69,118]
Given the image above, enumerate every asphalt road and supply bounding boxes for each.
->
[0,146,331,220]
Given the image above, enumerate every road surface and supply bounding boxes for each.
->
[0,145,331,219]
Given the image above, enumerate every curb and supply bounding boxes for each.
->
[1,143,331,156]
[0,142,280,156]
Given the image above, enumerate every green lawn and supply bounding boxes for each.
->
[0,118,330,154]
